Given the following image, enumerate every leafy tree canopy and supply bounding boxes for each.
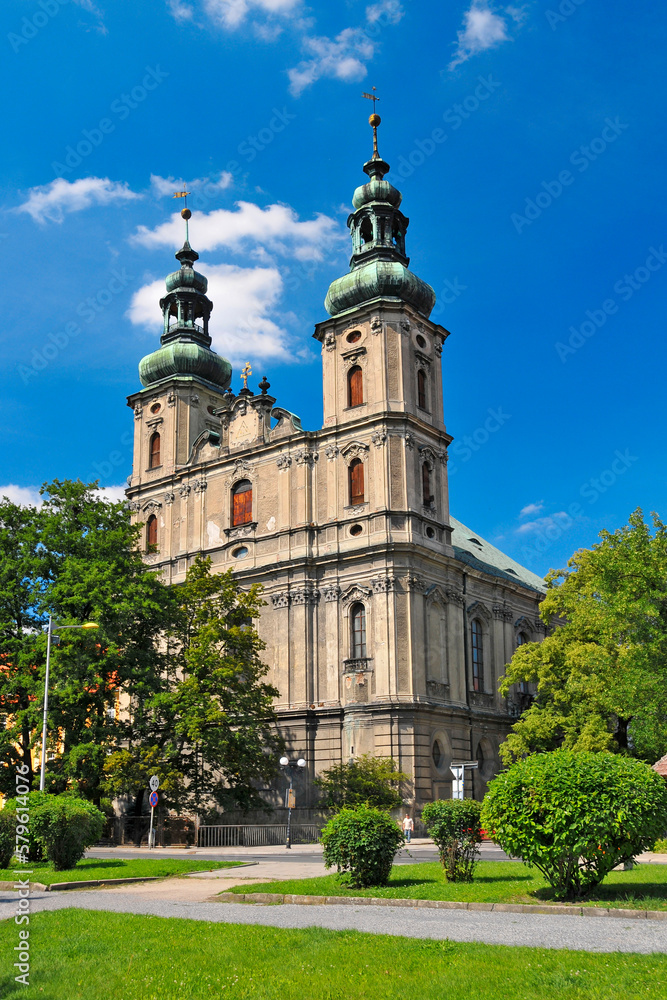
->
[314,753,407,811]
[500,509,667,764]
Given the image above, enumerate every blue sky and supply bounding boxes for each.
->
[1,0,665,578]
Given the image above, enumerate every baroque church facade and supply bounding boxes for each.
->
[126,119,545,809]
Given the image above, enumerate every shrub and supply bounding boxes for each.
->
[321,805,404,888]
[421,799,483,882]
[0,810,15,868]
[654,837,667,853]
[31,795,105,870]
[2,792,48,864]
[314,754,407,811]
[482,750,667,900]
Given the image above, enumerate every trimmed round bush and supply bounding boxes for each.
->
[0,810,15,868]
[482,750,667,899]
[422,799,483,882]
[31,795,104,870]
[321,805,404,888]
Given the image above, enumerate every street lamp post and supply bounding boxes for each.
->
[279,755,306,849]
[39,616,99,792]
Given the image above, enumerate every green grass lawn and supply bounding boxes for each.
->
[0,857,242,885]
[1,909,666,999]
[230,860,667,910]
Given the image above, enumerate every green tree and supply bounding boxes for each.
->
[500,509,667,764]
[321,805,405,888]
[105,556,282,816]
[314,753,407,811]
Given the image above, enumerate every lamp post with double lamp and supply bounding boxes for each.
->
[279,755,306,849]
[39,616,99,792]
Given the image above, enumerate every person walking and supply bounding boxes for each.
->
[402,813,414,843]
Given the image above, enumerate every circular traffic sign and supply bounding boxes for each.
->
[149,791,158,808]
[149,775,159,792]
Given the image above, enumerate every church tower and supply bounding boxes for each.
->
[126,117,545,813]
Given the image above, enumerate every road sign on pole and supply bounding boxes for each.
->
[149,790,159,808]
[148,789,159,848]
[149,775,159,792]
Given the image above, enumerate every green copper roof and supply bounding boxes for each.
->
[139,340,231,389]
[325,259,435,317]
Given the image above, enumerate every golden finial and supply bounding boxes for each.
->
[173,185,192,239]
[241,362,252,391]
[362,88,381,158]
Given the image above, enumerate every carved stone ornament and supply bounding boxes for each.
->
[446,589,464,606]
[434,340,443,358]
[419,445,439,464]
[370,314,382,333]
[164,491,175,505]
[426,680,449,700]
[294,448,318,467]
[179,484,191,499]
[190,394,200,407]
[439,448,449,465]
[342,349,366,367]
[467,600,492,623]
[493,605,513,622]
[271,592,290,609]
[371,576,396,594]
[514,615,535,635]
[225,458,252,487]
[323,584,341,603]
[142,500,162,514]
[341,584,372,606]
[414,353,432,371]
[404,432,415,449]
[534,618,547,634]
[226,523,255,540]
[324,444,339,461]
[401,318,411,332]
[371,430,386,448]
[276,455,292,471]
[167,391,177,407]
[193,478,208,493]
[291,587,320,606]
[407,574,426,592]
[324,329,336,351]
[341,441,369,462]
[134,403,143,420]
[128,500,141,513]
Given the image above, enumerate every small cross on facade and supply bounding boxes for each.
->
[241,362,252,390]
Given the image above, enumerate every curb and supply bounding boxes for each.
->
[0,881,47,892]
[45,876,163,892]
[217,892,667,921]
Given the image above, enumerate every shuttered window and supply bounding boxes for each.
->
[232,479,253,526]
[417,369,427,410]
[349,459,364,505]
[348,366,364,407]
[422,463,433,505]
[351,603,367,658]
[149,432,161,469]
[146,515,158,550]
[471,619,484,692]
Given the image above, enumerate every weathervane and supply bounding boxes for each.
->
[241,362,252,391]
[173,184,192,241]
[362,87,381,158]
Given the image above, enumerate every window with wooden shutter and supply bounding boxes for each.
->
[348,366,364,408]
[232,479,253,526]
[146,515,158,550]
[422,463,433,506]
[350,603,367,658]
[349,459,364,506]
[149,432,161,469]
[417,369,427,410]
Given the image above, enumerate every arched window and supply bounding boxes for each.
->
[516,632,529,693]
[146,514,158,551]
[360,217,373,244]
[422,462,433,506]
[149,432,161,469]
[348,365,364,408]
[350,603,367,659]
[349,458,364,506]
[232,479,253,526]
[471,619,484,692]
[417,369,427,410]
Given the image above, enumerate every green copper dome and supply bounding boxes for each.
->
[325,134,436,319]
[138,238,232,391]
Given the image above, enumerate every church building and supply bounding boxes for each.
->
[126,115,545,808]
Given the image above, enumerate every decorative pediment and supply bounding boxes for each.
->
[419,445,439,464]
[467,600,492,623]
[341,347,367,367]
[424,584,449,608]
[341,584,372,606]
[142,500,162,514]
[341,440,369,462]
[514,615,535,637]
[224,459,253,488]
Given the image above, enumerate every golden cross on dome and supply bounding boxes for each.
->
[241,362,252,390]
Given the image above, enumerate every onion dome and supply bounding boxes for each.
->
[138,238,231,391]
[325,113,435,319]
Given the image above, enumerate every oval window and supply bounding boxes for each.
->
[232,546,248,559]
[432,740,442,767]
[416,334,427,348]
[349,524,363,536]
[426,526,435,539]
[150,403,161,414]
[346,330,362,343]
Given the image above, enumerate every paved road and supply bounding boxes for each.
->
[1,888,665,954]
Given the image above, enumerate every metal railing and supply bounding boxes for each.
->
[197,823,322,848]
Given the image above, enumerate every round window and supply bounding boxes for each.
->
[232,546,248,559]
[150,403,161,414]
[346,330,362,343]
[432,740,443,767]
[349,524,363,536]
[426,526,435,539]
[416,334,426,348]
[207,405,216,415]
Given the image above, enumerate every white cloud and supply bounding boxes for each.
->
[150,172,233,198]
[203,0,302,29]
[449,2,524,70]
[516,512,570,536]
[366,1,404,25]
[127,262,293,365]
[168,0,194,19]
[96,485,129,503]
[131,201,342,261]
[288,27,374,96]
[519,502,544,518]
[15,177,141,225]
[0,485,42,507]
